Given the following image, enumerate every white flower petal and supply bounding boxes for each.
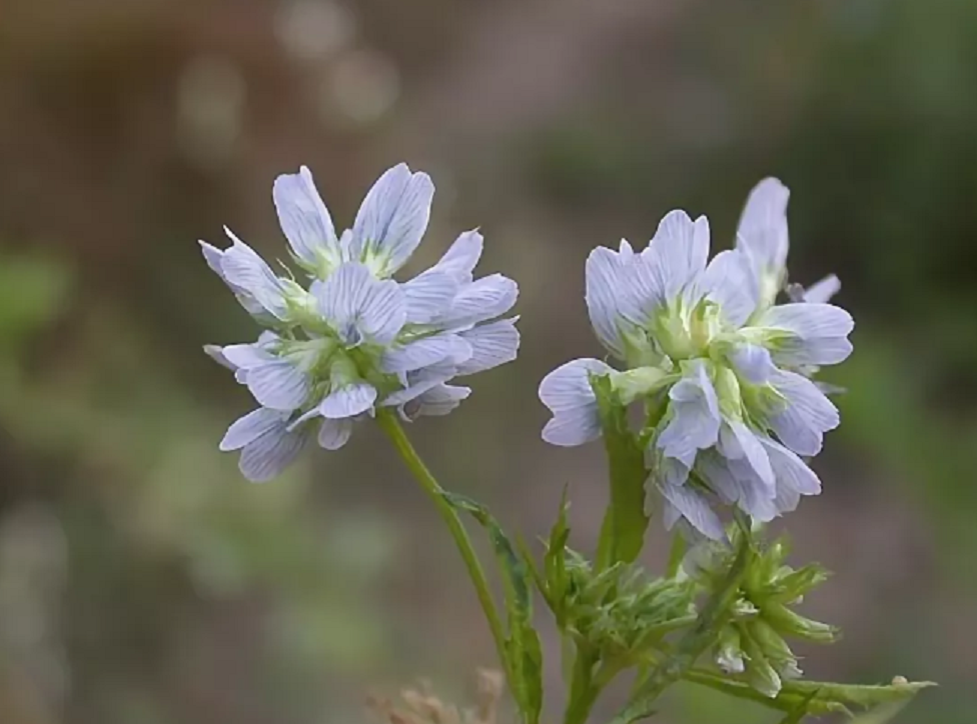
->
[696,249,759,326]
[351,163,435,275]
[381,333,470,373]
[436,230,483,282]
[402,268,460,324]
[585,246,642,358]
[736,177,790,274]
[314,262,406,345]
[220,408,290,451]
[768,370,840,456]
[538,358,613,446]
[729,343,777,384]
[318,417,354,450]
[760,303,854,339]
[542,407,603,447]
[273,166,339,268]
[643,210,710,301]
[246,360,312,411]
[320,382,377,419]
[656,363,720,467]
[221,343,276,369]
[219,228,289,319]
[199,241,226,277]
[801,274,841,304]
[239,424,308,482]
[658,479,725,541]
[381,361,457,407]
[455,318,520,376]
[204,344,236,371]
[772,336,853,367]
[719,420,774,489]
[438,274,518,328]
[408,384,471,418]
[760,436,821,505]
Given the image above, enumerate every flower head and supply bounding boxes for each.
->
[539,178,852,539]
[204,164,518,481]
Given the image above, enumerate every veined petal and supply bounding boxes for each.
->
[318,417,354,450]
[381,361,457,407]
[204,344,236,371]
[455,318,520,376]
[219,228,289,319]
[801,274,841,304]
[436,230,483,282]
[246,360,312,411]
[239,423,309,482]
[380,333,471,373]
[351,163,435,276]
[760,303,854,339]
[729,343,777,384]
[718,420,774,490]
[643,210,710,301]
[221,343,276,369]
[220,408,290,451]
[767,370,839,456]
[320,382,377,419]
[408,384,471,418]
[772,336,853,367]
[314,262,406,345]
[437,274,518,328]
[759,436,821,496]
[199,241,227,278]
[402,268,460,324]
[273,166,340,269]
[585,246,642,358]
[696,249,759,326]
[696,452,778,523]
[736,177,790,275]
[656,362,720,468]
[538,358,612,446]
[658,479,725,541]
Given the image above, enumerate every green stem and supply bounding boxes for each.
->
[666,533,686,578]
[377,410,509,673]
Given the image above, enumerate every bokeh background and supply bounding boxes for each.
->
[1,1,975,722]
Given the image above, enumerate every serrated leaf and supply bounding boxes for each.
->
[592,375,649,569]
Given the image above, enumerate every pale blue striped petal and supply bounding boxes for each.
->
[735,177,790,274]
[759,437,821,496]
[729,343,777,384]
[455,318,520,376]
[381,333,470,374]
[314,262,406,345]
[220,408,289,451]
[801,274,841,304]
[760,303,854,339]
[768,370,840,456]
[317,417,354,450]
[273,166,339,269]
[409,384,471,418]
[585,246,642,358]
[436,230,483,282]
[658,478,725,541]
[239,423,308,482]
[437,274,518,328]
[696,249,759,326]
[221,343,276,369]
[643,210,710,301]
[381,361,457,407]
[656,362,720,468]
[246,360,312,411]
[319,382,377,419]
[219,228,289,319]
[351,163,435,276]
[539,358,613,446]
[402,268,459,324]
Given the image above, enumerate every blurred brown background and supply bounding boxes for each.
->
[1,1,975,722]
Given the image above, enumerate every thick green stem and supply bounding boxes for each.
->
[376,410,508,674]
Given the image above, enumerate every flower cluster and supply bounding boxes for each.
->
[539,179,853,539]
[203,164,519,481]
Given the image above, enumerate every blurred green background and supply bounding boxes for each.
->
[1,1,975,722]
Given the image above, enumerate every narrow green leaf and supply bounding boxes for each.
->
[592,375,649,569]
[441,492,544,724]
[780,679,936,709]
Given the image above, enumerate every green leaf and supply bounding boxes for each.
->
[592,375,649,569]
[776,689,819,724]
[780,679,936,709]
[543,486,572,625]
[442,492,544,724]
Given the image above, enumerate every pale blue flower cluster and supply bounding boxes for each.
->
[203,164,519,481]
[539,179,853,539]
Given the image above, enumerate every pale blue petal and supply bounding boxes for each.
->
[221,343,276,369]
[801,274,841,304]
[759,437,821,496]
[381,333,471,374]
[437,274,518,328]
[436,230,483,282]
[273,166,339,268]
[772,336,853,367]
[402,268,459,324]
[643,211,710,301]
[729,343,777,384]
[760,303,854,339]
[408,384,471,418]
[585,246,640,358]
[246,360,312,411]
[351,163,435,275]
[314,262,406,345]
[656,362,720,467]
[455,318,520,376]
[238,424,308,482]
[697,452,778,522]
[320,382,377,419]
[219,228,289,319]
[204,344,236,371]
[658,479,725,541]
[735,177,790,273]
[768,370,840,456]
[381,361,457,407]
[318,417,354,450]
[199,241,226,277]
[718,420,774,489]
[538,358,613,446]
[220,408,289,451]
[696,249,759,326]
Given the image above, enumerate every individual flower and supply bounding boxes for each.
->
[539,179,853,539]
[203,164,519,481]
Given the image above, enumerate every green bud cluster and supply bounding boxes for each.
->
[684,529,837,698]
